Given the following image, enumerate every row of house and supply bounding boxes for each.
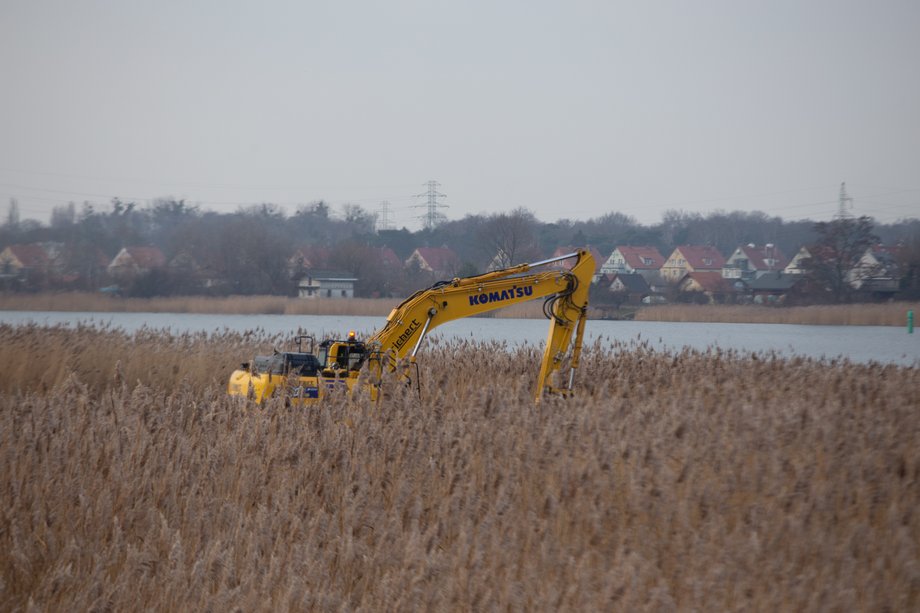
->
[591,243,902,304]
[0,241,456,297]
[1,243,180,290]
[0,240,903,303]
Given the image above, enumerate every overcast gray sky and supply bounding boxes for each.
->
[1,0,918,229]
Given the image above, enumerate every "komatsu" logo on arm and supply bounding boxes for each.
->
[469,285,533,306]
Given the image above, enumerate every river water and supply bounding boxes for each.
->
[2,311,918,366]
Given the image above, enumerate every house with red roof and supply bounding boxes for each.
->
[375,246,403,269]
[678,271,735,303]
[0,244,50,276]
[661,245,726,283]
[599,245,665,285]
[0,243,57,289]
[723,243,788,280]
[600,246,664,275]
[107,246,167,278]
[405,247,460,277]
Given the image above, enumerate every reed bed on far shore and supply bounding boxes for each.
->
[2,292,915,325]
[0,292,603,320]
[0,292,395,316]
[637,301,919,326]
[1,325,919,610]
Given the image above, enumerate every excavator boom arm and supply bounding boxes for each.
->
[367,250,595,400]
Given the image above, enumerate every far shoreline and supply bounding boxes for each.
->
[0,292,916,327]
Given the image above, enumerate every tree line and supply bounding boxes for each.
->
[2,197,919,301]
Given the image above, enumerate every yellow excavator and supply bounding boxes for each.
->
[227,248,595,404]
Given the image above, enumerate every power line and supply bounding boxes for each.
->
[0,180,421,210]
[0,167,420,193]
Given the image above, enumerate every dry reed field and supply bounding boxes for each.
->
[1,325,919,610]
[637,301,920,326]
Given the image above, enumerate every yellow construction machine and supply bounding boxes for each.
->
[227,249,595,404]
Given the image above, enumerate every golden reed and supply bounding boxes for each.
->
[1,325,918,610]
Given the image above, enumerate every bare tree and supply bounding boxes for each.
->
[341,204,376,233]
[805,216,878,303]
[50,202,76,229]
[479,207,540,267]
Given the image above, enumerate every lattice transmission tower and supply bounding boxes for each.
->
[836,182,854,219]
[414,180,448,230]
[375,200,395,231]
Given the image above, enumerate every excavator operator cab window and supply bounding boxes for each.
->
[336,345,363,370]
[346,344,366,371]
[322,342,366,372]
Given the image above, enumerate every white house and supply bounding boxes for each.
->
[848,246,901,293]
[298,270,358,299]
[722,244,788,280]
[784,247,812,275]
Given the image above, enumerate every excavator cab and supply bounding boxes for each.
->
[318,332,368,376]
